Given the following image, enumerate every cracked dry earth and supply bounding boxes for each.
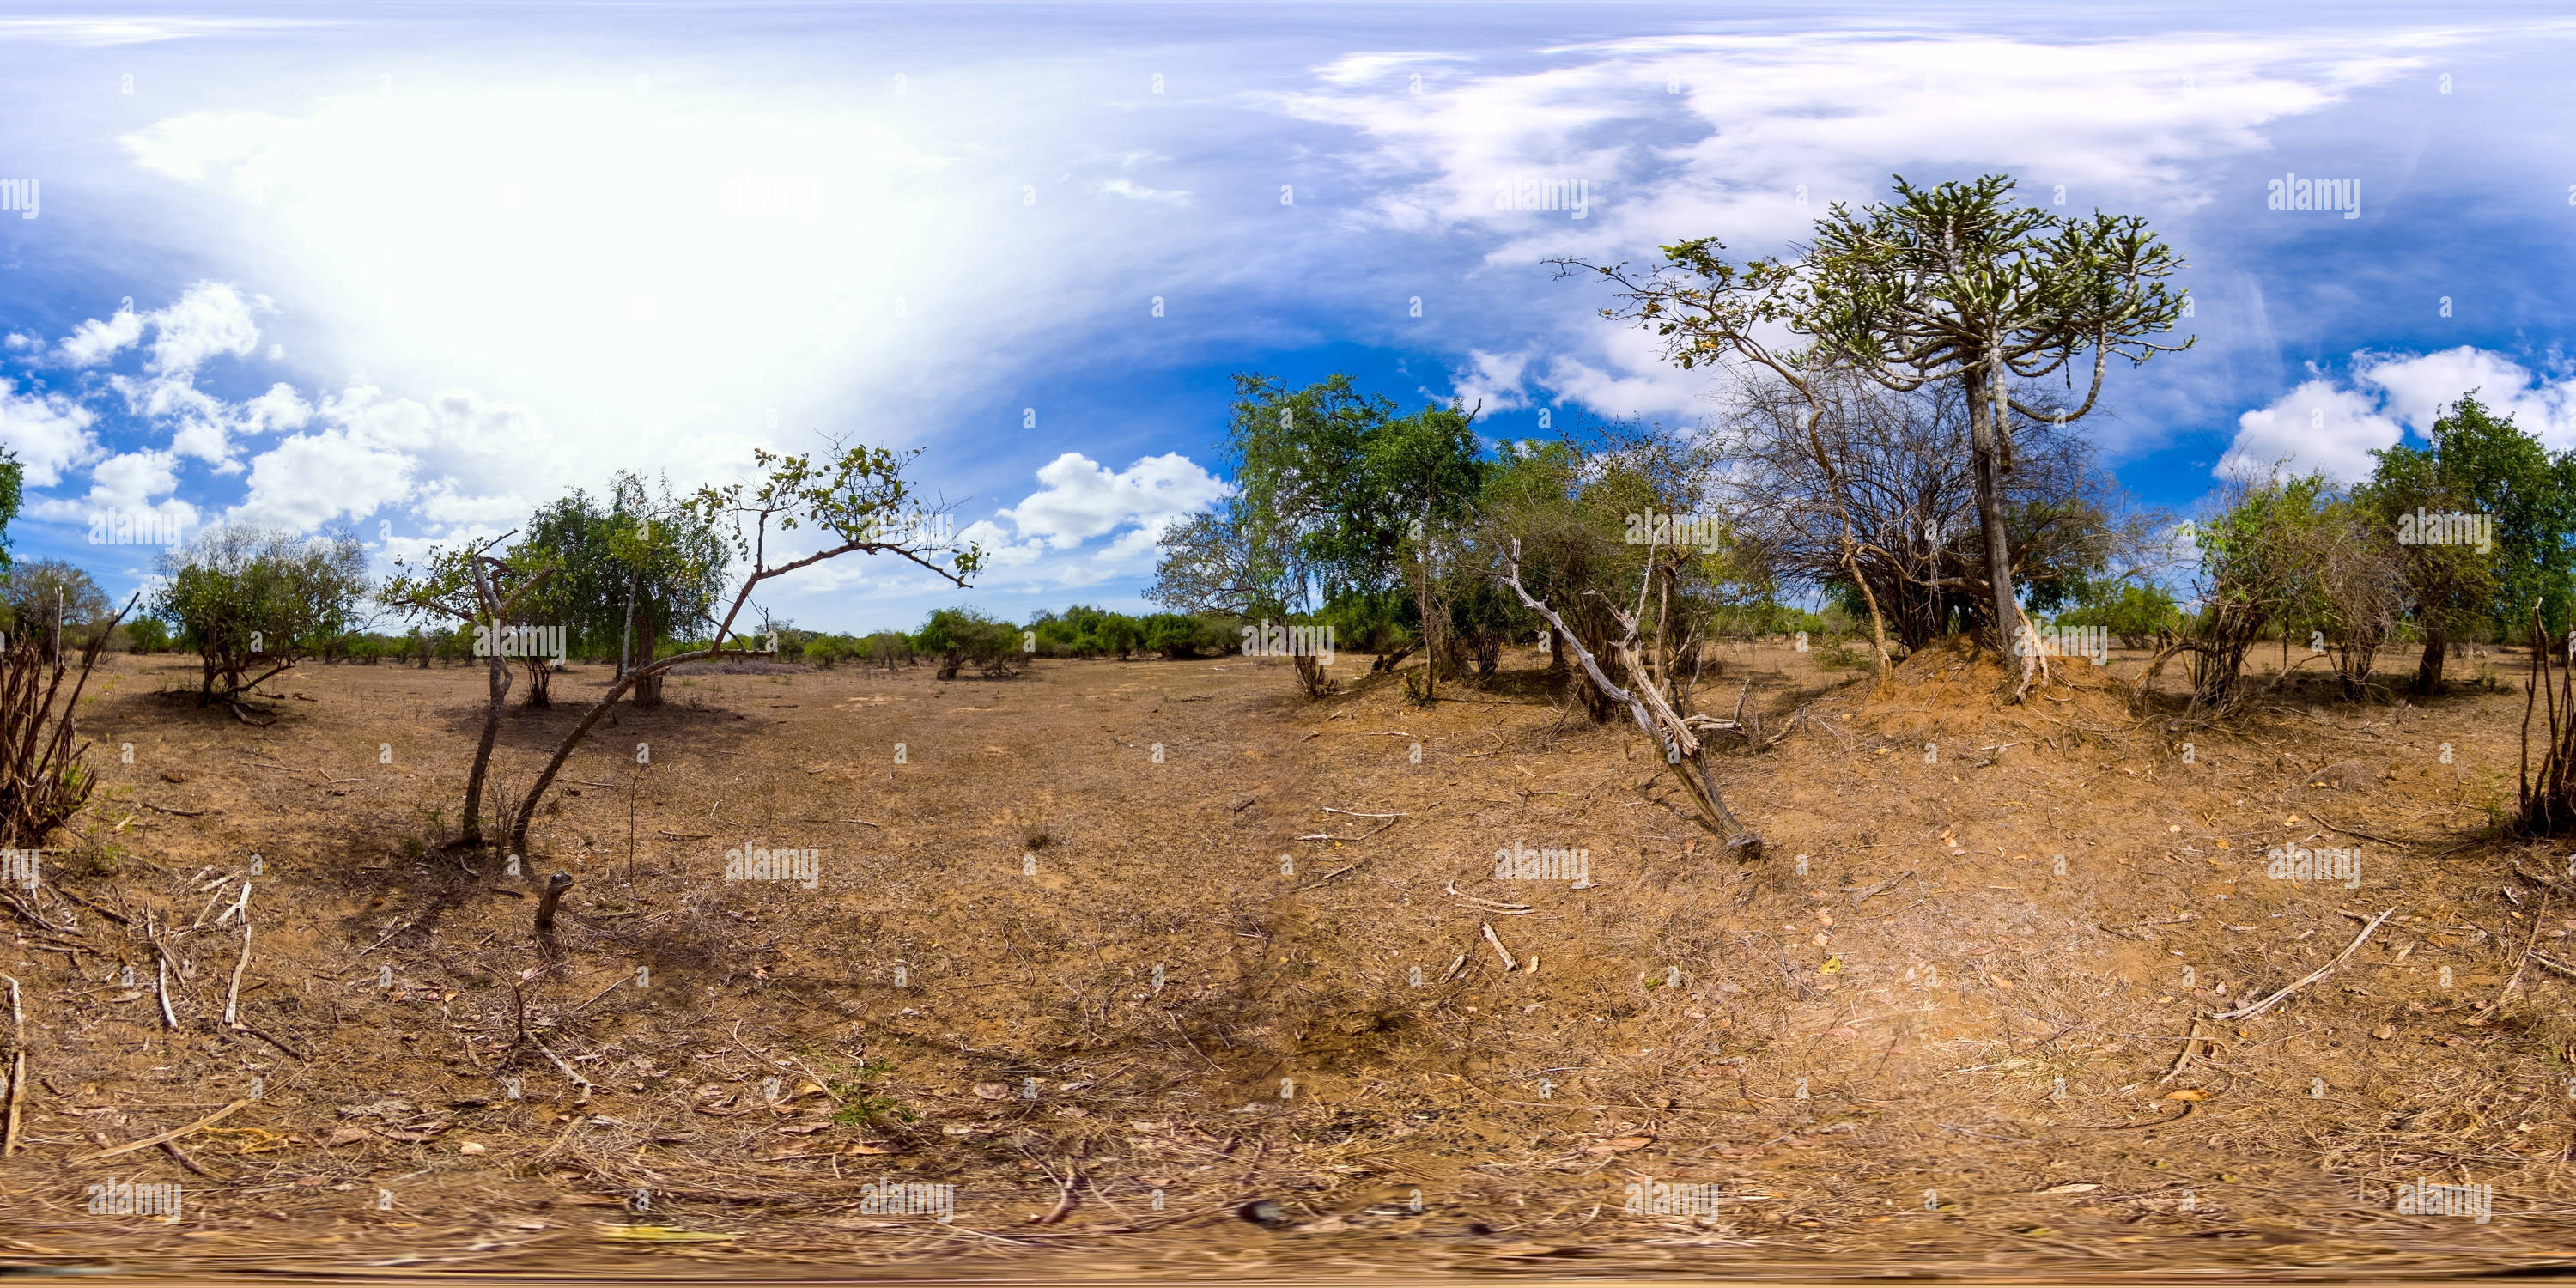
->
[4,639,2575,1279]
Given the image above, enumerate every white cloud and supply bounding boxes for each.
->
[145,282,267,374]
[2357,347,2576,448]
[240,382,313,434]
[0,378,104,487]
[1450,349,1531,413]
[230,428,416,531]
[1270,31,2434,258]
[997,452,1227,552]
[59,309,143,367]
[2220,377,2399,483]
[2218,347,2576,483]
[1097,178,1190,204]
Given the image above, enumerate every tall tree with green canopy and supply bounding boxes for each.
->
[2364,394,2576,692]
[0,448,21,579]
[1361,401,1483,702]
[1155,373,1489,699]
[1163,373,1395,619]
[1567,173,2191,696]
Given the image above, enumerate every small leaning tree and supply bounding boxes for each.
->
[1568,173,2190,697]
[501,441,981,854]
[380,535,559,847]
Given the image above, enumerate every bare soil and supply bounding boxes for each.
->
[3,640,2573,1279]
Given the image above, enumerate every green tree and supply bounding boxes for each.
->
[4,560,110,651]
[0,448,20,577]
[380,533,558,841]
[1570,173,2190,695]
[155,524,372,718]
[1363,404,1485,701]
[2363,394,2575,691]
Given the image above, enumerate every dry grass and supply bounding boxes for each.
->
[0,639,2570,1275]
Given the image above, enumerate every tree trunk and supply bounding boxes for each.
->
[632,620,665,708]
[461,590,511,848]
[1963,363,2026,659]
[519,654,552,708]
[1843,541,1895,696]
[2415,622,2448,695]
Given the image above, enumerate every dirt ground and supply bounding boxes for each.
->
[4,637,2574,1279]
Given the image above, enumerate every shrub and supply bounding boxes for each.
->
[2058,584,2183,649]
[916,608,1020,678]
[153,524,370,714]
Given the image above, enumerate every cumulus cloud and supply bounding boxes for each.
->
[2218,347,2576,483]
[230,428,416,531]
[997,452,1228,553]
[0,377,104,487]
[2219,377,2400,483]
[1449,349,1532,413]
[59,309,143,367]
[145,283,266,374]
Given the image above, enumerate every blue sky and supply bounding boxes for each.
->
[4,3,2575,632]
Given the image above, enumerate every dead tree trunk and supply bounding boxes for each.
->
[1498,559,1760,855]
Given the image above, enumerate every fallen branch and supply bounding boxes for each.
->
[3,975,22,1156]
[70,1098,251,1162]
[1443,881,1534,914]
[139,802,207,817]
[222,884,254,1030]
[2157,1012,2208,1084]
[1481,922,1519,972]
[2215,907,2395,1021]
[530,1036,595,1100]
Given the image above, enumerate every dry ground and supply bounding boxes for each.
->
[3,637,2573,1278]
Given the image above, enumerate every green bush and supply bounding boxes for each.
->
[2057,584,2182,649]
[125,617,173,654]
[916,608,1021,678]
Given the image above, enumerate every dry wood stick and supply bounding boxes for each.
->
[2215,907,2395,1021]
[2159,1012,2208,1084]
[69,1098,250,1162]
[3,975,23,1156]
[1481,922,1518,972]
[145,908,178,1030]
[223,884,253,1030]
